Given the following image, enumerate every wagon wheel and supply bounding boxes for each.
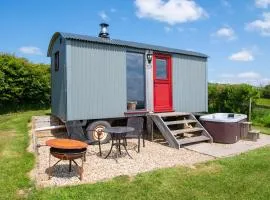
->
[86,121,111,144]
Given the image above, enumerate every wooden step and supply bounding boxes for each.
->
[171,127,203,135]
[165,120,197,126]
[149,112,213,149]
[177,135,210,146]
[156,112,190,117]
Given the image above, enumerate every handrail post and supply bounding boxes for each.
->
[249,98,252,121]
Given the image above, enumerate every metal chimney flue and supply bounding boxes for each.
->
[98,23,110,39]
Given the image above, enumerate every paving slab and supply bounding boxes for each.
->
[185,134,270,158]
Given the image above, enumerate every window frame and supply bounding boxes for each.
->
[153,53,171,82]
[126,51,146,110]
[155,58,168,80]
[54,51,59,72]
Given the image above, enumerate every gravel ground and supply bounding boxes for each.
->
[33,139,213,187]
[31,116,214,188]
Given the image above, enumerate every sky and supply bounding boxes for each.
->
[0,0,269,86]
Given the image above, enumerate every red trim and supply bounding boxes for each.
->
[153,53,173,113]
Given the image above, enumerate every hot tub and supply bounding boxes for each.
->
[200,113,247,144]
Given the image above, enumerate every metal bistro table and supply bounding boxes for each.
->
[104,126,134,160]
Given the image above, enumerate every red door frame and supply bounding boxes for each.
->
[153,53,173,112]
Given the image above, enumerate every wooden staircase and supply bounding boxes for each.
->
[149,112,213,149]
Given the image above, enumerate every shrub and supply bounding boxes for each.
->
[252,108,270,127]
[0,53,50,112]
[262,84,270,99]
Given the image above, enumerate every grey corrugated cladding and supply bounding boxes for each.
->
[66,40,126,120]
[50,36,67,121]
[172,55,208,112]
[48,32,208,58]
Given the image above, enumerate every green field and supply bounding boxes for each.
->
[256,98,270,108]
[1,110,270,200]
[252,98,270,128]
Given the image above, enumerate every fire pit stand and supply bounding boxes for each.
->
[46,139,88,180]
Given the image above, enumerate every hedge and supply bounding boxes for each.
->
[0,54,50,112]
[208,83,260,114]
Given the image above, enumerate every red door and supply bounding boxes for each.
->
[153,53,173,112]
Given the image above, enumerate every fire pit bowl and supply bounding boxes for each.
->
[50,147,87,160]
[46,139,88,180]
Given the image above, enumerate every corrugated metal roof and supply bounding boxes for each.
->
[47,32,208,58]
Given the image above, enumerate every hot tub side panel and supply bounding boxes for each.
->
[201,121,241,144]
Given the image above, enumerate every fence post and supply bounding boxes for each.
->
[249,98,252,121]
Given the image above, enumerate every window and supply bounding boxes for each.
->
[156,58,167,79]
[126,52,145,110]
[54,51,59,71]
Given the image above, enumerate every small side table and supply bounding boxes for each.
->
[104,127,134,161]
[46,139,87,180]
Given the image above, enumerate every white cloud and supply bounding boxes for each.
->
[110,8,116,13]
[259,78,270,85]
[217,72,267,86]
[189,27,197,32]
[99,11,108,21]
[221,0,231,7]
[246,12,270,36]
[220,73,235,78]
[134,0,208,25]
[121,17,128,21]
[237,71,261,79]
[220,72,261,79]
[255,0,270,8]
[229,49,254,61]
[176,27,197,32]
[177,27,184,32]
[212,27,236,40]
[19,46,42,55]
[164,26,172,32]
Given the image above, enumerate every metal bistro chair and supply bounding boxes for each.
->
[125,117,145,153]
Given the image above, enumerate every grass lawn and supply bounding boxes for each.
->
[253,126,270,135]
[0,110,49,199]
[2,111,270,199]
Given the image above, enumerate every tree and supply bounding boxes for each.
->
[262,84,270,98]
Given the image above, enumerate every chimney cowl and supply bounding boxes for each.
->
[99,23,110,39]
